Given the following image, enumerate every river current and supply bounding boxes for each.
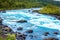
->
[0,8,60,40]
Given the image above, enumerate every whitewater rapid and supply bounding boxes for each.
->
[0,8,60,40]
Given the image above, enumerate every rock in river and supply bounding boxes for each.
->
[0,18,3,25]
[17,27,23,30]
[17,20,27,23]
[26,30,33,33]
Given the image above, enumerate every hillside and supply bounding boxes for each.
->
[0,0,60,10]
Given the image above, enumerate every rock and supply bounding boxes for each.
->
[17,27,23,30]
[3,25,8,27]
[17,20,27,23]
[2,27,12,32]
[32,10,39,13]
[2,10,6,13]
[0,18,3,25]
[16,33,27,40]
[43,37,59,40]
[26,30,33,33]
[54,32,58,35]
[29,35,33,39]
[44,32,49,36]
[28,10,30,12]
[56,16,60,20]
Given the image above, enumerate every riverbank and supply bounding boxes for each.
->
[32,10,60,20]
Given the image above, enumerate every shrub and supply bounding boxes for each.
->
[7,34,16,40]
[39,4,60,15]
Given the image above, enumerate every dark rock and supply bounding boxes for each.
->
[2,27,12,32]
[16,34,27,40]
[44,32,49,36]
[32,10,39,13]
[56,16,60,20]
[4,25,8,27]
[26,30,33,33]
[17,27,23,30]
[17,20,27,23]
[54,32,58,35]
[0,18,3,25]
[2,10,6,13]
[28,10,30,12]
[29,35,33,39]
[49,14,60,20]
[43,37,59,40]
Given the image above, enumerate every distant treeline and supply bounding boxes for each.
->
[0,0,60,10]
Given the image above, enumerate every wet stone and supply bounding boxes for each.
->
[44,32,49,36]
[54,32,58,35]
[17,27,23,30]
[4,25,8,27]
[16,34,27,40]
[43,37,59,40]
[29,35,33,39]
[26,30,33,33]
[17,20,27,23]
[0,18,3,25]
[2,10,6,13]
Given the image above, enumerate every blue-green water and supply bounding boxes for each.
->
[0,8,60,40]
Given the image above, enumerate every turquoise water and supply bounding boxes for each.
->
[0,8,60,40]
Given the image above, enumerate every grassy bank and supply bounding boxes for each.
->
[38,4,60,15]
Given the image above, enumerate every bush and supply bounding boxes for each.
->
[7,34,16,40]
[39,4,60,15]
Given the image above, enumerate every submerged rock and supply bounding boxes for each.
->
[32,10,39,13]
[17,27,23,30]
[0,18,3,25]
[29,35,33,39]
[54,32,58,35]
[43,37,59,40]
[56,16,60,20]
[26,30,33,33]
[2,10,6,13]
[44,32,49,36]
[17,20,27,23]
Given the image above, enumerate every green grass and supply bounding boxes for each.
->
[38,4,60,15]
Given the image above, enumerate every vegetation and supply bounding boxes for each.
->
[39,4,60,15]
[0,34,16,40]
[0,26,16,40]
[0,0,60,10]
[7,34,16,40]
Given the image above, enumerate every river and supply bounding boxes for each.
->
[0,8,60,40]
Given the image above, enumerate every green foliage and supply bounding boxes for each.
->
[39,4,60,15]
[0,0,60,10]
[7,34,16,40]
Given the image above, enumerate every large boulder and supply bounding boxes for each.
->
[17,20,27,23]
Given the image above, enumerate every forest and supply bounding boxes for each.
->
[0,0,60,10]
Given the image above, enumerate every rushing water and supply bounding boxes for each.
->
[0,8,60,40]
